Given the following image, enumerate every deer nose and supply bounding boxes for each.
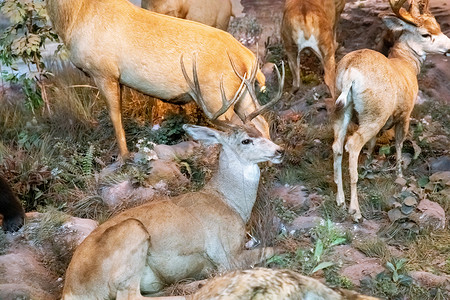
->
[276,148,285,157]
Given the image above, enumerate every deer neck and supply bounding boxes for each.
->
[388,40,424,75]
[45,0,85,43]
[206,147,260,223]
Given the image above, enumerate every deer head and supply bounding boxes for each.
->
[385,0,450,57]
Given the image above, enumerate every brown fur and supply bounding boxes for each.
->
[141,0,243,30]
[281,0,345,97]
[188,268,380,300]
[45,0,269,158]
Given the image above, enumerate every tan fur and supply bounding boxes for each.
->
[281,0,345,97]
[188,268,380,300]
[141,0,243,30]
[45,0,268,158]
[332,0,450,221]
[62,124,283,299]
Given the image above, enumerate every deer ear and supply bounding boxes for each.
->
[183,124,222,145]
[382,15,415,32]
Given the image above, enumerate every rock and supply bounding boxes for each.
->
[146,159,189,187]
[62,217,98,244]
[286,216,323,233]
[0,249,59,300]
[429,171,450,187]
[341,258,385,286]
[154,141,200,161]
[410,271,450,289]
[430,156,450,173]
[351,219,384,238]
[414,199,446,230]
[101,180,156,209]
[271,184,310,211]
[260,62,277,86]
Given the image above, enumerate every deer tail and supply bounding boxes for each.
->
[335,80,354,111]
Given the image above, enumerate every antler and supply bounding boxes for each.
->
[389,0,418,25]
[180,54,246,120]
[227,53,285,123]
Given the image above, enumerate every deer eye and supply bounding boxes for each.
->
[241,139,253,145]
[421,33,431,39]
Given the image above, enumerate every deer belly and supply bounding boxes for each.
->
[140,253,213,293]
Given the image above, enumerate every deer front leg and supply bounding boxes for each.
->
[95,77,129,159]
[236,247,277,267]
[394,120,409,178]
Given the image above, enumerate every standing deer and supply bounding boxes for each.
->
[45,0,276,159]
[141,0,245,30]
[62,66,284,299]
[281,0,346,97]
[332,0,450,221]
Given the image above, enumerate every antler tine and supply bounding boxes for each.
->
[180,54,246,121]
[228,52,260,110]
[245,61,285,122]
[389,0,417,25]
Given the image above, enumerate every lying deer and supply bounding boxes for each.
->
[45,0,277,159]
[332,0,450,221]
[190,268,380,300]
[141,0,245,30]
[281,0,346,97]
[62,66,284,299]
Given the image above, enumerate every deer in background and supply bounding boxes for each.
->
[332,0,450,222]
[62,65,284,299]
[141,0,245,30]
[281,0,346,97]
[45,0,277,159]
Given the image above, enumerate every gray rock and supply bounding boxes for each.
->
[286,216,323,233]
[430,156,450,173]
[414,199,446,230]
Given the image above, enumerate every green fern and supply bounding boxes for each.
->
[81,145,94,176]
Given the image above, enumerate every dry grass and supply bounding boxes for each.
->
[405,229,450,274]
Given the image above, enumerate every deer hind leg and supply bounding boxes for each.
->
[285,44,301,92]
[333,106,352,208]
[320,37,337,99]
[394,119,410,178]
[95,77,129,158]
[345,123,380,222]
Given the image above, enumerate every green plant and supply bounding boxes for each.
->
[268,220,348,275]
[0,0,59,113]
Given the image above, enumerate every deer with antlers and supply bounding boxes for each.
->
[62,63,284,299]
[45,0,279,159]
[332,0,450,222]
[141,0,244,30]
[281,0,346,97]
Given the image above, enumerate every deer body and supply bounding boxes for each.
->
[281,0,345,96]
[62,124,283,299]
[190,268,380,300]
[141,0,244,30]
[46,0,269,158]
[332,0,450,221]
